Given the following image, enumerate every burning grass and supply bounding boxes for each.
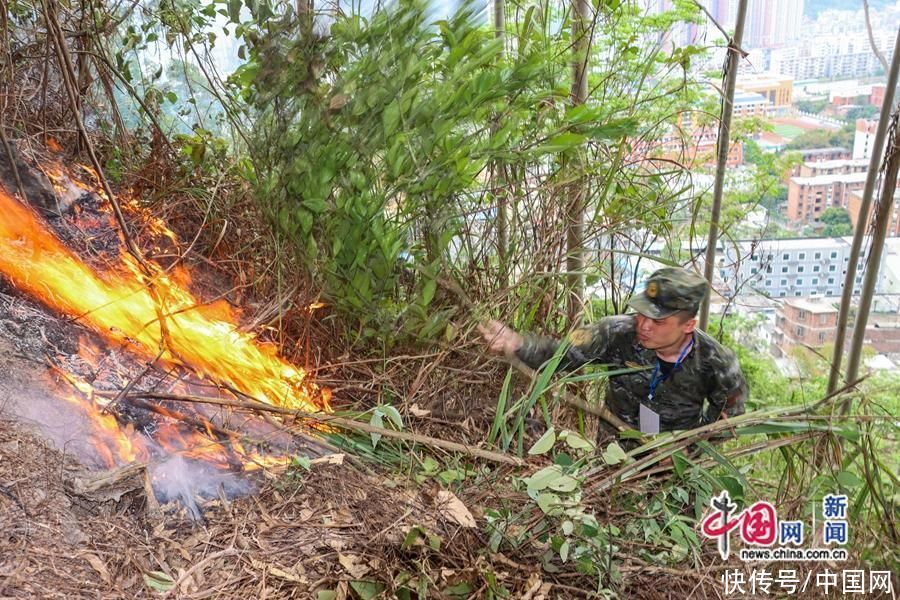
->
[0,152,348,512]
[0,180,327,414]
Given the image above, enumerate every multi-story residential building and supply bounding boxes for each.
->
[771,297,838,357]
[796,148,852,164]
[787,171,868,224]
[848,188,900,237]
[713,236,885,299]
[797,159,868,178]
[767,28,895,80]
[742,0,804,48]
[853,119,879,161]
[772,297,900,358]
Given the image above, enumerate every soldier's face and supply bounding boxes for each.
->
[634,313,696,352]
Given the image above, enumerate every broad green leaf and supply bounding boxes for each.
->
[536,492,560,513]
[547,475,579,493]
[560,430,594,451]
[566,104,605,125]
[303,197,327,214]
[350,580,385,600]
[562,520,574,535]
[601,442,627,465]
[528,427,556,455]
[227,0,241,23]
[524,465,564,492]
[317,592,337,600]
[559,541,570,562]
[421,279,437,307]
[380,405,403,429]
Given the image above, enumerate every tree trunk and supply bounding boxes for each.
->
[493,0,509,290]
[567,0,590,323]
[698,0,748,331]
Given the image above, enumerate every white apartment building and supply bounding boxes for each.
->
[853,119,878,161]
[713,236,890,299]
[766,29,895,80]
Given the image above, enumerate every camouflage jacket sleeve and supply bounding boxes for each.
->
[701,345,748,424]
[514,319,614,372]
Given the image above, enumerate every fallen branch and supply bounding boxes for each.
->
[103,391,526,466]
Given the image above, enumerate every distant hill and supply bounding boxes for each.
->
[805,0,893,19]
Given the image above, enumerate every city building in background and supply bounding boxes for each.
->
[714,237,877,299]
[848,188,900,237]
[787,171,868,224]
[854,119,880,160]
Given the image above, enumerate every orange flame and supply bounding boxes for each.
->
[0,186,325,415]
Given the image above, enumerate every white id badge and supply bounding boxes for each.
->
[639,403,660,434]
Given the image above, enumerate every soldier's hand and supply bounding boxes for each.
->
[477,320,523,357]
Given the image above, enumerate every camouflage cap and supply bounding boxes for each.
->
[627,267,709,319]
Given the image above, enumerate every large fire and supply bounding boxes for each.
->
[0,167,328,481]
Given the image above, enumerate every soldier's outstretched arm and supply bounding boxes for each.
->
[478,321,524,357]
[480,320,610,372]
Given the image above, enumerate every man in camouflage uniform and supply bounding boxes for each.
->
[479,267,746,434]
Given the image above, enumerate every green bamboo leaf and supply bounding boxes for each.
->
[535,132,586,154]
[836,470,863,489]
[369,411,383,448]
[383,101,401,137]
[227,0,241,23]
[488,368,513,446]
[143,571,175,592]
[421,279,436,306]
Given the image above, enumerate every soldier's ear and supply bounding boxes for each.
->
[682,318,697,334]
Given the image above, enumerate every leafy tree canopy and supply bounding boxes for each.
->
[820,206,853,236]
[786,124,853,150]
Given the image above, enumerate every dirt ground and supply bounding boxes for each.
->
[0,326,544,600]
[0,406,504,600]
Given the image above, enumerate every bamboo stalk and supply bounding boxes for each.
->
[844,111,900,399]
[699,0,748,330]
[828,27,900,394]
[109,391,526,466]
